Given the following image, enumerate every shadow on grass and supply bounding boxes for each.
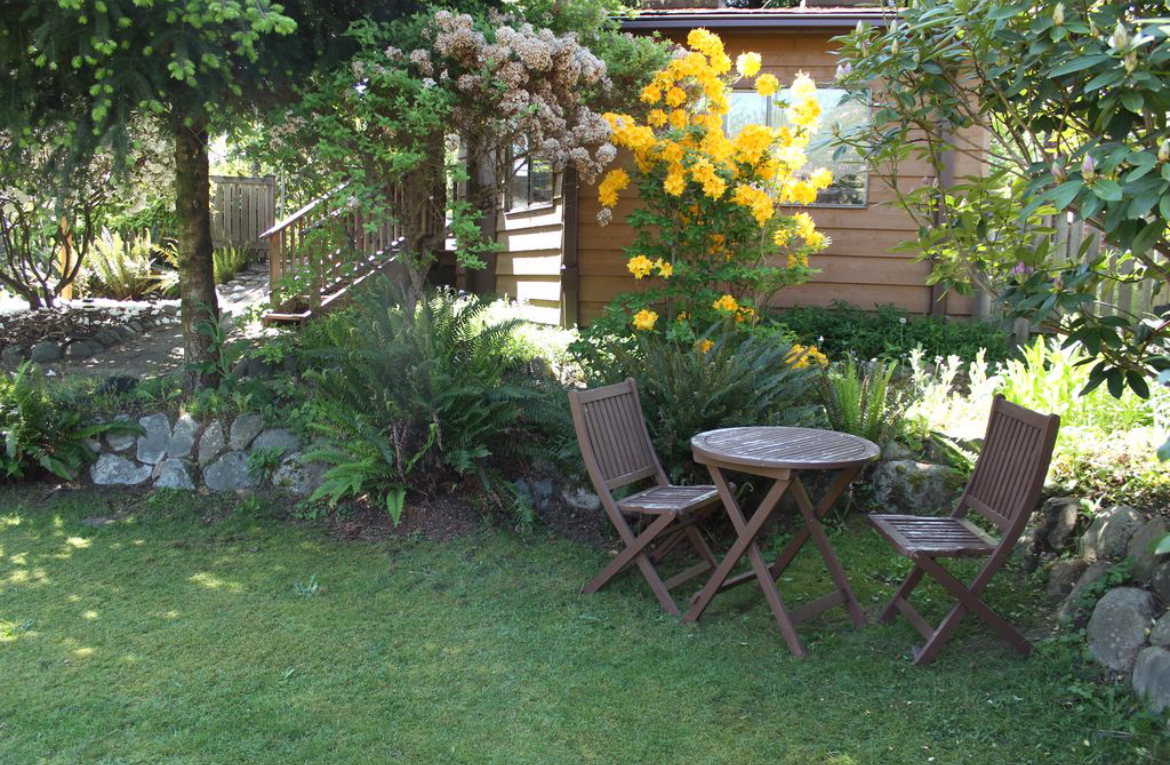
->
[0,484,1165,764]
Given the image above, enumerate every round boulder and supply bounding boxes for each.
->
[1078,505,1143,562]
[1086,587,1156,672]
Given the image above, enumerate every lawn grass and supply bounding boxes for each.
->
[1,485,1164,764]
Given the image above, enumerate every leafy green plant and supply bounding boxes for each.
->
[248,447,286,483]
[581,329,819,482]
[301,281,557,524]
[905,339,1170,508]
[292,574,319,598]
[213,244,251,285]
[82,230,163,300]
[0,363,141,481]
[1077,558,1133,611]
[818,357,901,446]
[772,302,1011,365]
[186,304,246,385]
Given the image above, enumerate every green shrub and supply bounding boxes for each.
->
[213,245,251,285]
[301,281,564,522]
[819,357,901,446]
[905,338,1170,509]
[771,302,1010,364]
[82,230,163,300]
[580,330,820,482]
[0,364,140,481]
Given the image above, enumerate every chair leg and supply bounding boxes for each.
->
[878,565,925,624]
[685,525,719,569]
[582,513,680,613]
[649,527,688,564]
[912,554,1030,666]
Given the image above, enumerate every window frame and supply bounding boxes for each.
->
[505,141,557,214]
[724,85,871,210]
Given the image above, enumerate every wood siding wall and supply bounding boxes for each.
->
[494,194,566,326]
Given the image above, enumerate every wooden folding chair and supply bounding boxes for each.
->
[568,378,721,615]
[870,395,1060,666]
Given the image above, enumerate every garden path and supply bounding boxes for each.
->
[42,263,271,380]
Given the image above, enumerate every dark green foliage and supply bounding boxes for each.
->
[772,302,1010,364]
[301,280,562,520]
[818,358,902,447]
[0,364,140,481]
[581,331,820,482]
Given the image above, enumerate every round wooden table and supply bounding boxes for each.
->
[684,427,879,658]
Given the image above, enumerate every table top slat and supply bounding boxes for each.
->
[692,427,879,471]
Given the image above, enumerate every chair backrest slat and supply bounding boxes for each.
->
[959,395,1060,535]
[569,378,666,493]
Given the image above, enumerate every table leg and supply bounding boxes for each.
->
[708,467,858,596]
[789,476,867,627]
[682,467,806,657]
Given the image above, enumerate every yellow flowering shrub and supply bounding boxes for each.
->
[590,29,832,342]
[786,343,829,369]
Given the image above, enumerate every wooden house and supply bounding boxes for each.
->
[482,4,979,327]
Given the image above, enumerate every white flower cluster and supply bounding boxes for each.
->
[416,11,615,183]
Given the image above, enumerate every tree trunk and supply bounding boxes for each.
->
[398,135,447,313]
[174,121,221,390]
[465,138,498,295]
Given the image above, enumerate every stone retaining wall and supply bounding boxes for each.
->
[89,411,326,495]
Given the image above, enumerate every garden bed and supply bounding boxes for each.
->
[0,297,179,366]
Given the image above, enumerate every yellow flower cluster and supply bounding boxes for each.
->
[627,254,653,279]
[732,184,774,226]
[773,211,828,252]
[602,30,835,331]
[786,344,829,369]
[695,338,714,354]
[599,31,832,232]
[627,255,673,279]
[632,309,658,331]
[711,293,755,324]
[690,159,727,199]
[735,52,761,78]
[756,73,779,97]
[733,124,774,166]
[787,74,821,130]
[598,167,630,207]
[712,293,739,313]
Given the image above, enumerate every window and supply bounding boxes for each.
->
[508,139,554,212]
[725,87,869,207]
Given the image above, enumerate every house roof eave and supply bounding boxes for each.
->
[618,8,893,33]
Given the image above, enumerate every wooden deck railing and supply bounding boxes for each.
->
[260,186,436,323]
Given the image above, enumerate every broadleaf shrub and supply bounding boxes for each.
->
[772,302,1010,364]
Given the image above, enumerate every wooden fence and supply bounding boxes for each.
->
[1049,213,1165,319]
[985,213,1166,342]
[211,175,276,253]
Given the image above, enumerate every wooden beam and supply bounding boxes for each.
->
[561,166,580,328]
